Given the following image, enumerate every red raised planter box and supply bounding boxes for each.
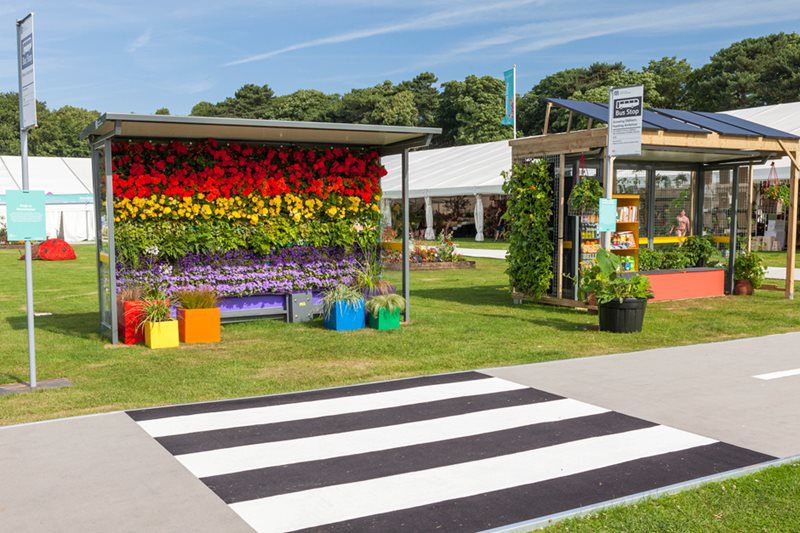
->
[641,268,725,302]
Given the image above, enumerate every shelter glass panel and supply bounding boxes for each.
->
[653,170,693,240]
[95,146,113,334]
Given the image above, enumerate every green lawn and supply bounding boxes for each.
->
[2,244,800,529]
[2,244,800,426]
[547,462,800,532]
[417,237,510,250]
[755,251,789,268]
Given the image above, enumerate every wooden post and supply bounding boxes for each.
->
[543,102,553,135]
[566,111,573,133]
[786,151,798,299]
[746,163,754,252]
[557,153,566,298]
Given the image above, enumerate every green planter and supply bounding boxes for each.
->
[367,308,401,330]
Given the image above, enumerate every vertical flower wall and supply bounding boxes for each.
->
[112,139,385,296]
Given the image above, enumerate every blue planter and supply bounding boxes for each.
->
[323,299,365,331]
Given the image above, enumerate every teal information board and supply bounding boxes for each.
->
[6,189,46,241]
[598,198,618,233]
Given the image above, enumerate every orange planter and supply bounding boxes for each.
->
[178,307,221,344]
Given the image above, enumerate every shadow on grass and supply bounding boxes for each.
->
[478,311,592,332]
[0,372,26,385]
[411,285,511,307]
[6,312,100,340]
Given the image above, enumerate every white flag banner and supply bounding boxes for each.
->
[608,85,643,157]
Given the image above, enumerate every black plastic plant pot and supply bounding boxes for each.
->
[598,298,647,333]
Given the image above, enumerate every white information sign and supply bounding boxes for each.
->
[608,85,643,157]
[17,13,36,130]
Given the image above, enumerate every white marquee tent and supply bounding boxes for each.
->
[0,156,95,242]
[381,139,510,240]
[723,102,800,180]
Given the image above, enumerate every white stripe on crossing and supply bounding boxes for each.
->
[753,367,800,381]
[177,399,608,478]
[230,425,717,532]
[136,377,528,438]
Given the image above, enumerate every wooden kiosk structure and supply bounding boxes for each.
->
[511,98,800,301]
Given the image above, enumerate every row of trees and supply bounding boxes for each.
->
[1,33,798,157]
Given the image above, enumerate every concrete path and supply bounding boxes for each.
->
[486,332,800,459]
[0,412,252,533]
[765,266,800,280]
[456,246,507,259]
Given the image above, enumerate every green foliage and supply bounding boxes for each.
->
[638,248,663,271]
[660,249,693,270]
[365,294,405,317]
[322,284,364,318]
[172,288,219,309]
[688,33,800,110]
[644,56,693,109]
[735,251,766,288]
[681,235,718,267]
[436,75,513,146]
[154,108,170,115]
[436,230,459,262]
[567,178,604,212]
[138,294,173,327]
[269,90,341,122]
[502,160,554,298]
[582,249,653,304]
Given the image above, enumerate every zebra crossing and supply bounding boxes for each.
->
[127,371,773,532]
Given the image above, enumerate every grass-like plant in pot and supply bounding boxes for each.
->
[138,292,179,349]
[117,286,146,345]
[322,284,365,331]
[586,249,653,333]
[365,294,405,331]
[733,251,766,296]
[173,288,220,344]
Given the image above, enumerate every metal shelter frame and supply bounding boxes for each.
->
[513,99,800,300]
[80,114,439,343]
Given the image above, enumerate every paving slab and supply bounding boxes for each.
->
[484,332,800,458]
[0,412,253,533]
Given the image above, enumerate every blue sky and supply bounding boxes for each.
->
[2,0,800,115]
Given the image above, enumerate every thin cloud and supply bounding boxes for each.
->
[127,28,152,53]
[224,0,546,66]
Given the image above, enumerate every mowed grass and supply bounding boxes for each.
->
[1,244,800,426]
[417,237,510,250]
[547,462,800,532]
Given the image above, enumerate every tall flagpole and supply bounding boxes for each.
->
[512,64,517,140]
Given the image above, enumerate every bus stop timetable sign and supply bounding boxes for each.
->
[7,190,46,241]
[608,85,643,157]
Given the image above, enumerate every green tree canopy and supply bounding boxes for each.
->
[437,75,511,146]
[688,32,800,111]
[268,90,341,122]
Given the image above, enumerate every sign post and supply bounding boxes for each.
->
[16,13,38,388]
[604,85,643,248]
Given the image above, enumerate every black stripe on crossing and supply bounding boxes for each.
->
[203,411,654,504]
[158,388,561,455]
[307,442,775,533]
[127,371,490,421]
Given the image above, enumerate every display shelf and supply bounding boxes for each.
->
[611,194,640,272]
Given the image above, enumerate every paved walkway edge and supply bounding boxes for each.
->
[486,454,800,532]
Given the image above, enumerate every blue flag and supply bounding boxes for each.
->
[501,68,514,126]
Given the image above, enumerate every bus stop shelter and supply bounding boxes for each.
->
[511,98,800,300]
[80,114,439,343]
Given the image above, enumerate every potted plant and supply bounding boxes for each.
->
[138,293,179,349]
[366,294,405,330]
[733,251,766,296]
[173,288,220,344]
[568,178,604,213]
[117,286,145,345]
[587,249,653,333]
[322,284,365,331]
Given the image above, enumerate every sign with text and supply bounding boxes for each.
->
[17,13,36,130]
[598,198,618,233]
[6,190,46,241]
[608,85,643,157]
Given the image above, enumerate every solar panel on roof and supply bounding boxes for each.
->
[698,111,799,140]
[547,98,707,133]
[654,108,757,137]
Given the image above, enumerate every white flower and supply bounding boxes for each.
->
[145,245,160,256]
